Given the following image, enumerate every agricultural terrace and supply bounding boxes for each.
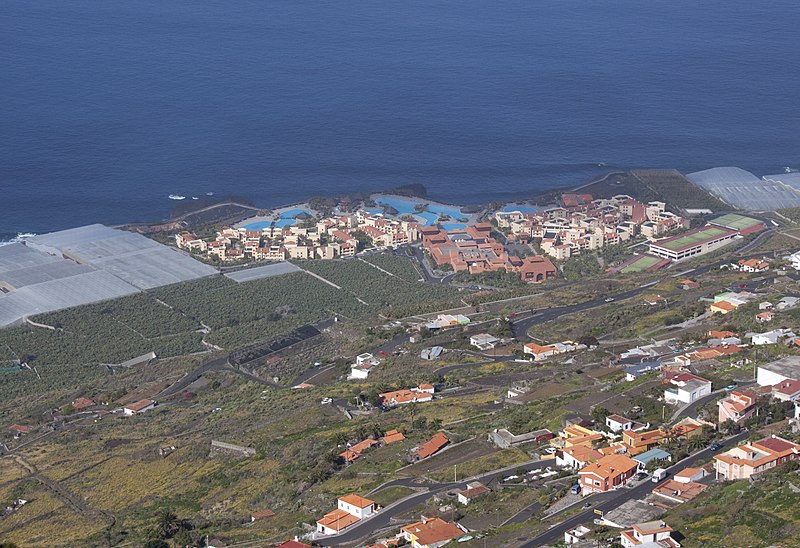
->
[0,293,204,367]
[659,226,729,251]
[150,272,368,349]
[296,260,462,317]
[360,254,423,282]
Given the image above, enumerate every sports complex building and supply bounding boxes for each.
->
[648,214,765,262]
[0,224,218,328]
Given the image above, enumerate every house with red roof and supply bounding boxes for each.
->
[664,373,712,404]
[772,379,800,402]
[415,433,449,461]
[718,390,757,425]
[578,454,639,495]
[9,424,32,438]
[714,435,800,480]
[316,494,376,535]
[71,397,96,411]
[123,399,156,416]
[400,517,464,548]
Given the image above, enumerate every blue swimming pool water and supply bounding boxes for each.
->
[242,207,312,229]
[502,204,539,213]
[376,196,467,226]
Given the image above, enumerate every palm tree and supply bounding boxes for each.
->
[687,435,706,452]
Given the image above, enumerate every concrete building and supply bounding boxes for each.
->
[488,428,553,449]
[664,373,712,404]
[757,357,800,387]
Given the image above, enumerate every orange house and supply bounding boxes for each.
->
[578,454,639,495]
[622,429,666,456]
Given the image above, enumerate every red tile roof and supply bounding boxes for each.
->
[416,432,449,459]
[251,509,275,520]
[339,494,375,509]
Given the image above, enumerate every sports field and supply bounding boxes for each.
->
[659,226,728,251]
[710,213,763,231]
[620,255,662,273]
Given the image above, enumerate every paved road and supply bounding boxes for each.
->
[317,459,550,546]
[509,259,727,341]
[510,284,656,340]
[518,431,748,547]
[156,355,229,398]
[671,381,756,422]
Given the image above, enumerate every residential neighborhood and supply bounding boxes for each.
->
[5,189,800,548]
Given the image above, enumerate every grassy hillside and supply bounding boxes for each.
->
[664,462,800,547]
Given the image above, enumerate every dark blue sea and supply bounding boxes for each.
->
[3,0,800,236]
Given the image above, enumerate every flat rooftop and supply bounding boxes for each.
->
[652,225,735,252]
[759,357,800,379]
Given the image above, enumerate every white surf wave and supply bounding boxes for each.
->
[0,232,36,247]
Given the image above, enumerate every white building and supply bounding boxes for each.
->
[123,399,156,416]
[605,414,634,432]
[757,357,800,387]
[349,353,380,379]
[673,467,707,483]
[664,373,712,404]
[751,328,796,346]
[337,494,375,519]
[564,525,591,544]
[469,333,499,351]
[620,521,678,548]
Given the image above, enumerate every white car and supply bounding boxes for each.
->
[604,297,615,303]
[320,397,332,405]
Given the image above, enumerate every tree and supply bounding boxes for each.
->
[154,509,179,539]
[590,406,610,425]
[495,318,512,337]
[333,431,350,447]
[687,435,706,452]
[350,230,373,251]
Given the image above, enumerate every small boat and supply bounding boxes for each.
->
[168,194,186,200]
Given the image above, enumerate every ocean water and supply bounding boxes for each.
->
[3,0,800,236]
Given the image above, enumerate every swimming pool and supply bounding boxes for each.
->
[242,208,313,230]
[502,203,539,213]
[376,196,467,226]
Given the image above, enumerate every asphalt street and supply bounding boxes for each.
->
[518,431,748,547]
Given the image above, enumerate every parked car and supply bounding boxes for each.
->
[604,297,615,302]
[709,442,723,451]
[571,484,582,495]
